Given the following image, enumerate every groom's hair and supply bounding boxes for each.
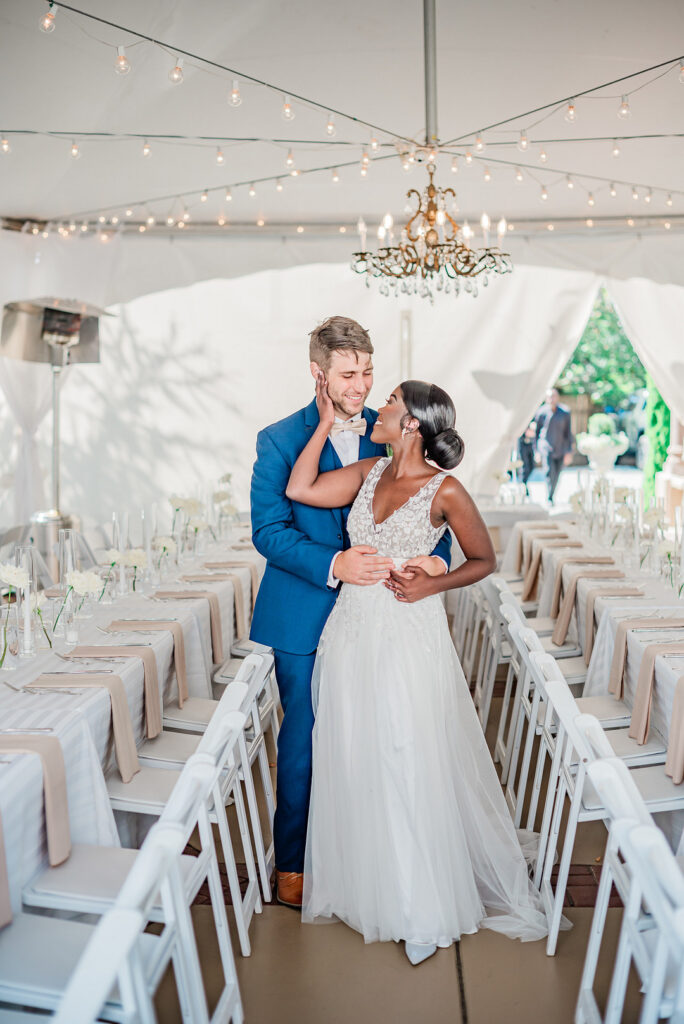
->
[309,316,373,370]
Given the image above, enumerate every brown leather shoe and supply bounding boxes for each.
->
[276,870,303,909]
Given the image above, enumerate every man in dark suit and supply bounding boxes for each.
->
[250,316,452,908]
[535,387,574,503]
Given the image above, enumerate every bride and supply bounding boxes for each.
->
[286,375,548,964]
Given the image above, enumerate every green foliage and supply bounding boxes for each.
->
[556,288,647,408]
[587,413,615,437]
[643,373,670,505]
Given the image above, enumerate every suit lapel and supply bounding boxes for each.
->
[360,407,381,459]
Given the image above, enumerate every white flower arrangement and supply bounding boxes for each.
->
[120,549,147,568]
[169,495,203,517]
[103,548,122,565]
[188,516,208,532]
[577,430,629,473]
[613,486,631,504]
[153,536,177,554]
[212,490,232,504]
[0,563,30,589]
[66,569,102,596]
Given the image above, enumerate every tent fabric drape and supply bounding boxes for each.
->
[0,358,54,523]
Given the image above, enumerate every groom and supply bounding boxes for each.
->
[250,315,452,908]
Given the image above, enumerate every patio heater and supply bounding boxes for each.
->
[0,297,107,575]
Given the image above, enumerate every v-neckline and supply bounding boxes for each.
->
[370,460,443,529]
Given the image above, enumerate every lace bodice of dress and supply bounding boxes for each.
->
[347,456,448,560]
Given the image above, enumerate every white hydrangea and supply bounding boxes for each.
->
[0,562,30,589]
[188,516,208,531]
[120,549,147,568]
[153,536,177,554]
[103,548,122,565]
[66,569,102,596]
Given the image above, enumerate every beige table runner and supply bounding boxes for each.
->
[550,557,616,618]
[107,620,188,706]
[521,538,580,602]
[629,643,684,744]
[0,735,71,865]
[515,521,561,573]
[31,673,140,783]
[583,588,645,664]
[66,646,162,739]
[608,619,684,698]
[0,811,11,929]
[182,573,246,640]
[204,560,260,610]
[665,676,684,783]
[552,570,626,646]
[154,591,224,664]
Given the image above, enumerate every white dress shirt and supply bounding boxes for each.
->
[327,413,363,587]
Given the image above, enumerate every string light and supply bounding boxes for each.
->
[285,149,294,167]
[609,182,617,197]
[182,208,190,221]
[166,214,174,225]
[39,4,57,32]
[290,168,300,177]
[587,192,595,206]
[200,190,208,202]
[80,221,88,232]
[680,63,684,84]
[177,219,185,229]
[70,140,80,159]
[539,147,548,163]
[217,212,226,226]
[517,130,528,152]
[169,58,184,85]
[0,137,10,154]
[451,156,458,173]
[370,137,379,152]
[332,168,339,183]
[564,100,576,122]
[325,113,336,137]
[225,187,232,201]
[586,218,594,227]
[632,186,639,200]
[547,223,555,231]
[664,220,672,229]
[540,184,548,201]
[644,189,652,203]
[125,207,133,217]
[216,147,224,164]
[474,135,484,152]
[361,149,370,167]
[464,150,473,164]
[257,217,265,227]
[296,225,304,233]
[281,95,295,120]
[612,139,620,158]
[142,139,151,158]
[97,214,106,224]
[617,95,631,119]
[666,193,673,206]
[114,46,130,75]
[248,183,256,197]
[110,214,119,224]
[138,224,146,233]
[515,167,523,182]
[483,166,491,182]
[146,213,155,225]
[627,217,634,226]
[229,79,241,107]
[360,164,368,178]
[275,179,284,191]
[566,175,574,190]
[339,226,347,233]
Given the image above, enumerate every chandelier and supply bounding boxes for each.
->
[351,162,512,301]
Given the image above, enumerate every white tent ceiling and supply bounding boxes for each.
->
[1,0,684,285]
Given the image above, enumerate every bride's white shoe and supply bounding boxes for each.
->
[404,941,437,966]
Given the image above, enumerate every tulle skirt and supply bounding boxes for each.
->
[302,579,548,945]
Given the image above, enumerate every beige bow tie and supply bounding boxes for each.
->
[329,419,367,437]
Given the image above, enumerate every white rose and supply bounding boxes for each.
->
[184,498,203,517]
[153,535,176,554]
[121,549,147,568]
[0,563,30,589]
[66,569,101,596]
[658,539,675,558]
[103,548,121,565]
[188,516,207,531]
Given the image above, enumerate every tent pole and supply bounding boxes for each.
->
[423,0,438,148]
[52,365,61,513]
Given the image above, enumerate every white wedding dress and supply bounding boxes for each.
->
[302,457,548,946]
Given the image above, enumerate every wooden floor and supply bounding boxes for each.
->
[155,693,644,1024]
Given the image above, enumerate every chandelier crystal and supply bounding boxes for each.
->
[351,163,512,301]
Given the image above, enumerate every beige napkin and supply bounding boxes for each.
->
[520,538,580,602]
[514,521,560,573]
[0,810,11,929]
[154,591,224,664]
[182,574,246,639]
[67,646,162,739]
[550,557,616,618]
[107,621,188,706]
[552,569,626,646]
[583,588,645,664]
[629,643,684,744]
[33,673,140,783]
[522,530,566,575]
[0,735,71,865]
[666,676,684,783]
[204,560,260,610]
[609,619,684,698]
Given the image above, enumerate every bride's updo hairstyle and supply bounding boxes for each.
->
[400,380,465,470]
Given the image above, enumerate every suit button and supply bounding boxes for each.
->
[337,533,342,540]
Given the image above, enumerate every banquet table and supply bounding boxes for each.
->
[0,529,264,912]
[476,500,548,557]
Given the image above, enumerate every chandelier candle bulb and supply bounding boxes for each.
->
[115,46,130,75]
[357,217,367,250]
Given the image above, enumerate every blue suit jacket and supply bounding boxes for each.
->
[249,398,452,655]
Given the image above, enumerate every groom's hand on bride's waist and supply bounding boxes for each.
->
[332,546,395,586]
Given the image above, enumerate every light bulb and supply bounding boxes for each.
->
[40,5,57,32]
[402,155,410,171]
[377,225,386,241]
[182,209,190,221]
[146,214,155,225]
[275,179,284,192]
[257,217,265,227]
[451,156,458,173]
[0,137,10,154]
[515,167,523,182]
[166,215,174,225]
[248,183,256,197]
[325,113,336,137]
[229,79,242,107]
[644,189,652,204]
[138,224,146,233]
[665,220,672,229]
[98,215,106,224]
[41,230,48,238]
[68,220,76,232]
[408,147,415,164]
[464,150,473,164]
[296,225,304,233]
[612,139,620,158]
[680,63,684,84]
[627,217,634,226]
[632,186,639,200]
[216,147,224,164]
[497,217,507,238]
[225,188,232,201]
[114,46,130,75]
[360,165,368,178]
[666,194,673,207]
[70,140,80,159]
[110,215,119,224]
[332,168,339,183]
[566,175,574,189]
[125,208,133,217]
[480,212,490,231]
[177,220,185,229]
[361,150,369,166]
[339,226,346,233]
[547,223,555,232]
[31,224,39,235]
[609,183,617,197]
[142,139,151,158]
[517,130,528,152]
[382,212,394,230]
[539,147,548,163]
[290,168,300,177]
[483,167,491,182]
[285,149,294,167]
[218,213,226,226]
[80,221,88,232]
[436,210,446,225]
[617,95,631,119]
[200,190,208,202]
[475,134,484,152]
[586,218,594,227]
[540,184,548,201]
[282,95,295,120]
[427,146,438,162]
[564,100,576,122]
[169,58,184,84]
[587,192,595,207]
[370,137,378,151]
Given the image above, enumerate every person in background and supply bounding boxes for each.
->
[535,387,573,504]
[517,421,537,495]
